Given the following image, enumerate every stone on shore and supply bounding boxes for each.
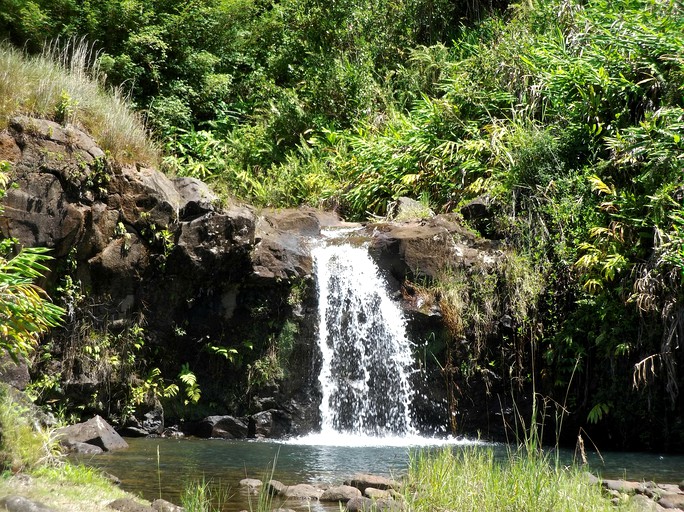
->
[56,415,128,452]
[280,484,323,500]
[320,485,362,502]
[346,497,404,512]
[151,499,185,512]
[364,488,393,500]
[0,496,56,512]
[239,478,263,490]
[345,474,400,492]
[108,499,155,512]
[266,480,287,495]
[658,493,684,509]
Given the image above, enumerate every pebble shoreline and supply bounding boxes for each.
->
[2,472,683,512]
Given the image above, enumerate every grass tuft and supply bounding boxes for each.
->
[181,477,231,512]
[0,40,157,166]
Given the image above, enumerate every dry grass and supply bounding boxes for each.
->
[0,40,158,166]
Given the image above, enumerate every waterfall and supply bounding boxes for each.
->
[313,235,416,437]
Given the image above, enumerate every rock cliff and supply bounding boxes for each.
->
[0,116,320,435]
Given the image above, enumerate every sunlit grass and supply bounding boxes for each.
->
[0,40,157,165]
[0,387,58,473]
[181,477,231,512]
[403,447,635,512]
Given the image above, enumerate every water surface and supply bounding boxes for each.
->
[84,436,684,511]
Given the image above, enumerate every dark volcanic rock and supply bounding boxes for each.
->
[0,116,322,434]
[251,208,317,281]
[173,177,218,218]
[365,214,501,282]
[249,409,292,438]
[59,439,104,455]
[196,415,249,439]
[0,354,30,390]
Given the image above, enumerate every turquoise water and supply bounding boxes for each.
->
[82,436,684,511]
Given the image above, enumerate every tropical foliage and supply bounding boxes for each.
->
[0,166,64,361]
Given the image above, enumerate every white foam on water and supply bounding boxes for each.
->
[284,431,487,448]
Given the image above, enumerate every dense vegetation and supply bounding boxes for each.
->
[1,0,683,449]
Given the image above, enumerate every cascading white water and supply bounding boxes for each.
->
[313,236,416,438]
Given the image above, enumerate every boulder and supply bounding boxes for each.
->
[658,493,684,509]
[627,495,663,511]
[266,480,287,496]
[239,478,263,490]
[196,415,249,439]
[56,415,128,452]
[111,165,181,229]
[259,208,323,237]
[460,196,492,221]
[280,484,323,500]
[320,485,362,502]
[0,496,56,512]
[346,497,403,512]
[151,499,185,512]
[345,474,400,492]
[108,499,155,512]
[364,488,392,500]
[173,177,218,219]
[121,400,164,437]
[59,439,104,455]
[249,410,292,439]
[602,479,645,493]
[366,214,502,282]
[0,354,30,390]
[252,209,316,281]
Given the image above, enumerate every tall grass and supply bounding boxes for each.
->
[404,447,629,512]
[181,477,230,512]
[0,386,59,472]
[0,40,157,165]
